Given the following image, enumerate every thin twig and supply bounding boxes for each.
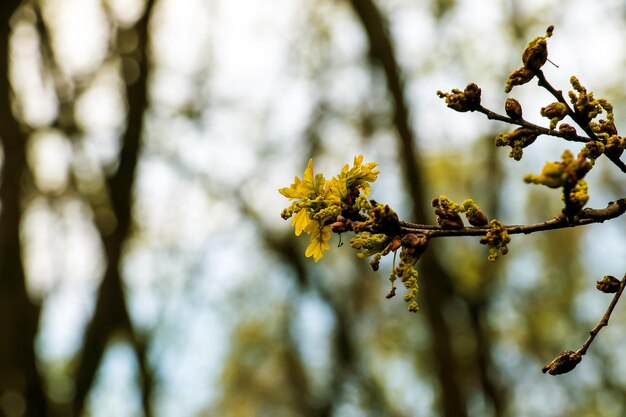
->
[398,198,626,238]
[577,274,626,356]
[534,70,573,112]
[477,105,591,144]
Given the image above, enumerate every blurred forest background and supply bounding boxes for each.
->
[1,0,626,416]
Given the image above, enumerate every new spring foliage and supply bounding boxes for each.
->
[279,156,379,261]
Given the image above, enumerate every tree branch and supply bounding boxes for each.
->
[477,104,591,144]
[542,274,626,375]
[578,274,626,356]
[398,198,626,238]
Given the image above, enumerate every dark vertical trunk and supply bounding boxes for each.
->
[346,1,468,416]
[0,1,49,416]
[71,2,156,416]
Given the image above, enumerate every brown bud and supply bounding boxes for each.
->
[436,213,464,229]
[505,98,523,119]
[522,37,548,70]
[583,141,605,160]
[541,102,568,120]
[437,89,467,112]
[330,222,346,233]
[437,83,481,113]
[463,83,481,111]
[432,197,464,229]
[559,123,577,138]
[542,350,582,375]
[336,215,346,223]
[508,127,538,148]
[606,135,625,158]
[505,67,535,93]
[596,275,621,293]
[466,209,488,227]
[401,233,428,260]
[401,233,428,249]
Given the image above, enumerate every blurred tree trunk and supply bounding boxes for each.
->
[71,2,156,416]
[0,1,49,416]
[346,1,469,416]
[1,1,157,415]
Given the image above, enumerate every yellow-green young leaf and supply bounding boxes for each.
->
[301,159,316,196]
[278,155,379,261]
[344,155,379,195]
[291,209,311,236]
[304,222,331,262]
[328,177,348,201]
[330,154,379,199]
[315,174,328,198]
[279,159,325,200]
[278,177,303,199]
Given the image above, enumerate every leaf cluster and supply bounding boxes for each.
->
[279,156,379,262]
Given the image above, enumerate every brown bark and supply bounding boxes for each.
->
[71,2,156,416]
[0,1,49,416]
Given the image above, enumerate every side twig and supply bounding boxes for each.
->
[542,274,626,375]
[477,104,591,144]
[578,274,626,356]
[399,198,626,238]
